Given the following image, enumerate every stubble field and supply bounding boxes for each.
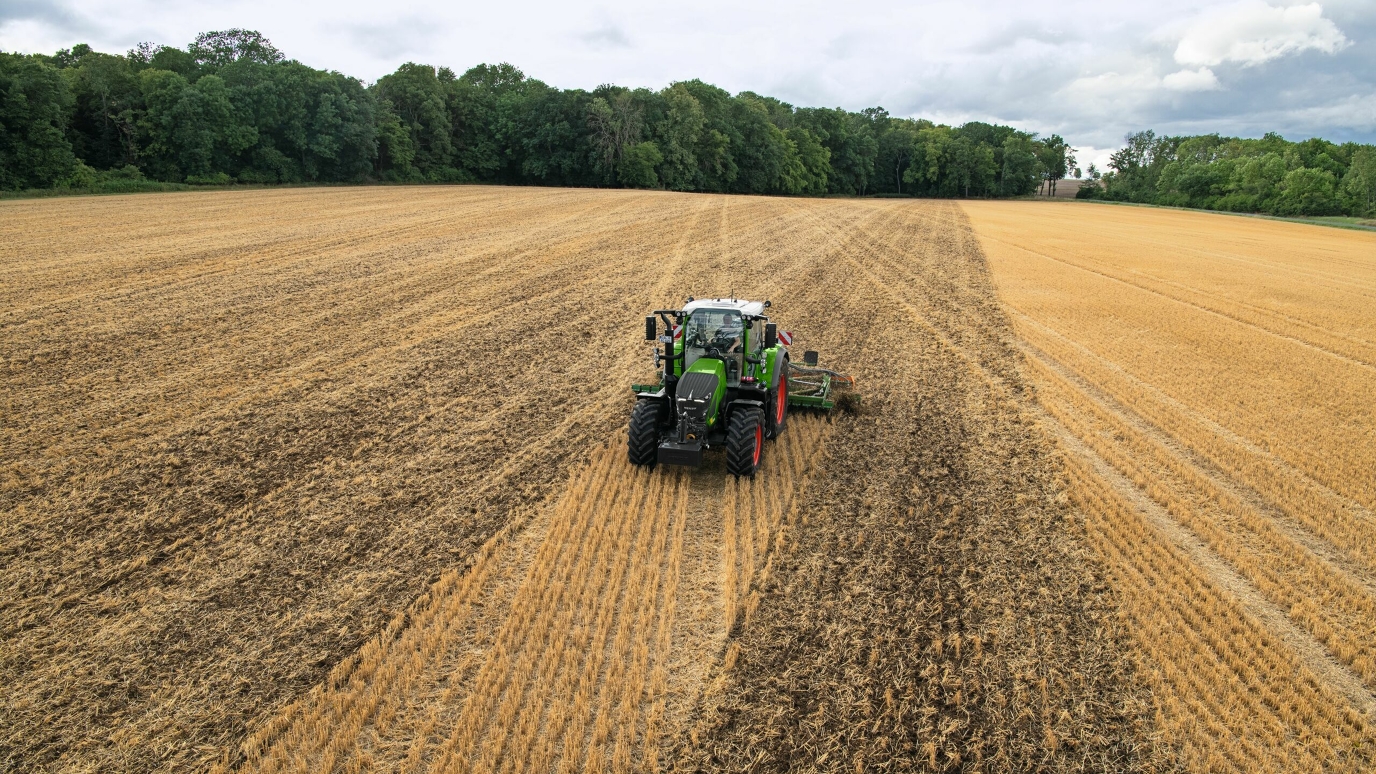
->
[965,200,1376,772]
[2,186,1367,773]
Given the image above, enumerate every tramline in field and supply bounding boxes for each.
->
[628,297,855,477]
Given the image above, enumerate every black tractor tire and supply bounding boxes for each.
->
[725,407,765,478]
[767,359,790,439]
[628,401,663,467]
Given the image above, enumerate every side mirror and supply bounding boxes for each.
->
[765,323,777,348]
[763,300,771,308]
[645,316,657,341]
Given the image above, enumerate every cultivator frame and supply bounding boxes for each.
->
[785,359,857,411]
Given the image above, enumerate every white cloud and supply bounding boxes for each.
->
[1175,1,1349,67]
[1163,66,1222,91]
[1059,67,1162,104]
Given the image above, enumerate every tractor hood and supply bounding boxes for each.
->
[678,358,726,425]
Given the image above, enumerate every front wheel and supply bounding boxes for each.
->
[725,408,764,478]
[628,401,663,467]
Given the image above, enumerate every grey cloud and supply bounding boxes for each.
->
[579,23,630,50]
[0,0,95,35]
[823,32,867,60]
[329,18,442,61]
[836,3,1375,148]
[963,23,1076,55]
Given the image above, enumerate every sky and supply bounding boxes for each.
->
[2,0,1372,173]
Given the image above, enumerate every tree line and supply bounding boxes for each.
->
[1,30,1079,198]
[1081,130,1376,218]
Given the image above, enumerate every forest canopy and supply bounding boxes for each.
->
[2,30,1371,217]
[0,30,1070,198]
[1079,130,1376,218]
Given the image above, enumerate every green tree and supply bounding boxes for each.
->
[649,83,703,190]
[950,136,996,197]
[673,80,738,192]
[1105,130,1177,202]
[904,125,951,194]
[1341,147,1376,216]
[619,141,662,188]
[1000,134,1042,196]
[374,99,415,180]
[1036,134,1073,195]
[61,48,143,170]
[137,69,255,181]
[729,95,800,194]
[213,59,378,183]
[876,120,920,194]
[786,127,829,194]
[587,89,644,184]
[449,63,542,182]
[189,29,284,68]
[515,86,594,186]
[374,63,455,179]
[795,107,876,194]
[147,46,199,79]
[0,53,79,189]
[1276,167,1339,216]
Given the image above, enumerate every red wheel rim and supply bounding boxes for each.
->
[753,425,762,466]
[776,378,787,423]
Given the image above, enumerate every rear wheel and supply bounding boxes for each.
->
[767,361,789,439]
[628,401,663,467]
[726,408,764,478]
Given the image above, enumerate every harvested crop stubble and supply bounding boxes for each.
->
[964,200,1376,772]
[0,186,851,772]
[671,202,1162,772]
[231,417,829,774]
[3,188,1156,773]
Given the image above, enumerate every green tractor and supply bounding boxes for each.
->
[629,297,854,477]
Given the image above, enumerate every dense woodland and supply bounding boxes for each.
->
[1080,130,1376,217]
[0,30,1072,198]
[1,29,1371,217]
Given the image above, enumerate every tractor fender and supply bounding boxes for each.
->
[635,389,667,400]
[762,347,789,390]
[769,352,790,390]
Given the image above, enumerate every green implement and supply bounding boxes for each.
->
[785,364,857,410]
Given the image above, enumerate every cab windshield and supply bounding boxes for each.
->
[683,309,744,384]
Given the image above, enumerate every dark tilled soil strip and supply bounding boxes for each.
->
[668,203,1169,773]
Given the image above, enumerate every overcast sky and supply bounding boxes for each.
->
[3,0,1372,171]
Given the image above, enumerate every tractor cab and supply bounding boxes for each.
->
[681,299,764,386]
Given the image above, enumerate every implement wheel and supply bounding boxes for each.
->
[628,401,663,467]
[726,408,764,478]
[767,364,789,439]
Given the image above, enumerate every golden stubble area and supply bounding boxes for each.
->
[965,199,1376,773]
[5,187,1155,773]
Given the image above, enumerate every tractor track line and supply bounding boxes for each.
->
[1039,405,1376,722]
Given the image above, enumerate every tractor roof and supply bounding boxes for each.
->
[683,298,767,316]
